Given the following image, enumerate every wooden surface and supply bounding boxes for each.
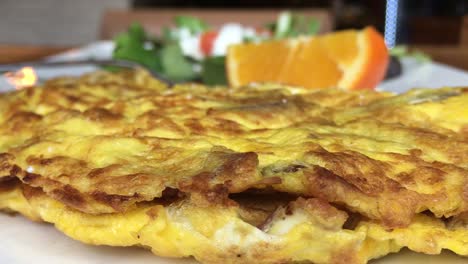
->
[0,45,71,64]
[407,16,462,45]
[0,44,467,71]
[461,15,468,46]
[413,45,468,71]
[100,8,333,39]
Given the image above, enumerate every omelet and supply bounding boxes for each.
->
[1,181,467,264]
[0,70,467,263]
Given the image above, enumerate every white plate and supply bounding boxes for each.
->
[1,44,468,264]
[378,58,468,93]
[0,212,467,264]
[0,41,114,93]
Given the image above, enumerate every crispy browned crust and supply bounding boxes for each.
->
[0,70,467,228]
[0,175,20,192]
[11,183,368,264]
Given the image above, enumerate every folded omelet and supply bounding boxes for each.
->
[0,70,467,263]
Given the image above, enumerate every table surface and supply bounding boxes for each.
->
[0,45,71,64]
[0,44,467,71]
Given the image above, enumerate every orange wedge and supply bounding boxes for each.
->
[226,26,389,90]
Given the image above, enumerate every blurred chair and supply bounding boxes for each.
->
[413,15,468,71]
[461,15,468,47]
[100,8,333,39]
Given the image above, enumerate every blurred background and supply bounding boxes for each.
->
[0,0,467,69]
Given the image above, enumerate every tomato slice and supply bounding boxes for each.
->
[200,31,218,56]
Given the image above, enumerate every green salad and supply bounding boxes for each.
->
[112,12,321,85]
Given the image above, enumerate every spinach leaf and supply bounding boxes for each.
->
[390,45,431,63]
[160,44,197,81]
[201,56,227,85]
[112,23,162,72]
[308,19,320,35]
[174,16,209,34]
[273,12,321,39]
[275,12,294,38]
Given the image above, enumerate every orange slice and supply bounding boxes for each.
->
[226,26,389,90]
